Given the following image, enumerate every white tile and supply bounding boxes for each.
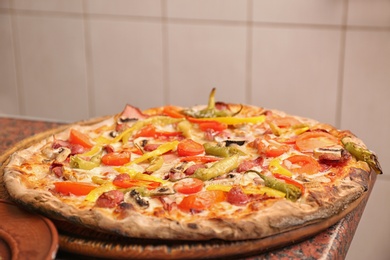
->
[346,178,390,259]
[12,0,83,13]
[341,30,390,179]
[16,14,89,122]
[167,0,247,21]
[0,13,19,115]
[347,0,390,27]
[251,27,341,125]
[85,0,161,17]
[253,0,345,25]
[89,19,164,115]
[168,23,247,107]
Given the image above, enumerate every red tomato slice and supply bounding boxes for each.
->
[284,154,320,175]
[174,178,204,194]
[177,139,205,157]
[177,190,226,212]
[68,129,93,149]
[54,182,97,196]
[265,144,290,157]
[271,116,301,128]
[295,131,339,152]
[101,152,131,166]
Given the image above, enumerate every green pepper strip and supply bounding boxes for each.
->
[246,170,302,202]
[204,143,245,157]
[342,138,382,174]
[193,154,239,181]
[69,155,99,170]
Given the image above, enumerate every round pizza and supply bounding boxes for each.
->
[3,88,382,241]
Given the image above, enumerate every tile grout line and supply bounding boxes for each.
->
[335,0,350,129]
[9,3,25,116]
[161,0,170,105]
[245,0,253,105]
[82,0,96,118]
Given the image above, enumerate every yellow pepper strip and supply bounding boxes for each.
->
[115,167,166,184]
[85,182,117,202]
[293,125,310,135]
[190,115,265,125]
[269,158,293,177]
[79,145,103,157]
[244,187,286,198]
[206,184,232,192]
[126,140,179,165]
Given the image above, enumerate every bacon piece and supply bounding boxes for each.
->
[237,157,264,172]
[96,190,124,208]
[119,104,148,122]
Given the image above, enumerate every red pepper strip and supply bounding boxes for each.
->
[162,105,185,118]
[272,173,305,194]
[186,117,228,132]
[113,178,161,190]
[180,156,221,163]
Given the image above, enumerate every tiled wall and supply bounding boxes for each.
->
[1,0,389,258]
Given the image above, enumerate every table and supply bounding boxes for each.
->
[0,117,374,259]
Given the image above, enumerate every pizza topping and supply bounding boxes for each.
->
[248,170,302,201]
[177,190,227,213]
[237,157,263,173]
[174,178,204,194]
[203,142,245,158]
[119,104,148,122]
[112,173,161,190]
[96,190,124,208]
[295,131,339,152]
[54,181,97,196]
[101,152,131,166]
[184,164,206,176]
[284,155,321,175]
[192,154,240,181]
[69,129,94,149]
[341,137,382,174]
[126,189,149,209]
[226,185,249,206]
[177,139,205,157]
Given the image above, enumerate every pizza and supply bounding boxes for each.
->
[3,88,382,241]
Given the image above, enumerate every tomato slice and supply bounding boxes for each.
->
[271,116,301,128]
[177,190,226,212]
[177,139,205,157]
[101,152,131,166]
[265,144,290,157]
[284,154,320,175]
[174,178,204,194]
[69,129,93,149]
[295,131,339,152]
[198,121,228,132]
[54,182,97,196]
